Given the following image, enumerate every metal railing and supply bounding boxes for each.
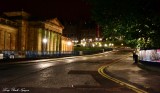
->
[0,49,113,59]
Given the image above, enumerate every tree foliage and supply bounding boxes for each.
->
[87,0,160,48]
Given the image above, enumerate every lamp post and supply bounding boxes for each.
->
[67,41,72,51]
[42,38,48,55]
[121,43,123,46]
[67,41,72,46]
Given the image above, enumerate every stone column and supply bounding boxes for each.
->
[10,34,16,50]
[54,33,57,52]
[50,32,54,52]
[47,30,50,52]
[0,30,4,50]
[37,28,42,52]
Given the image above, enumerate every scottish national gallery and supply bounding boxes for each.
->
[0,11,73,58]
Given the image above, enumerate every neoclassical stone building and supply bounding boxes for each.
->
[0,11,73,57]
[0,18,18,51]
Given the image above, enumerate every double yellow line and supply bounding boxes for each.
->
[98,61,148,93]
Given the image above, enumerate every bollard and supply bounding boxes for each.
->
[79,51,83,55]
[102,49,104,53]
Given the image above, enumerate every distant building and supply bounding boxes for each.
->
[62,20,103,47]
[0,11,73,57]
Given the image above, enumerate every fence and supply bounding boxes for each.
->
[0,49,112,59]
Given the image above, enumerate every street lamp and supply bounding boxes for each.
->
[67,41,72,52]
[82,43,86,47]
[99,43,102,47]
[92,44,95,47]
[67,41,72,46]
[121,43,123,46]
[104,44,108,47]
[42,38,48,55]
[43,38,48,44]
[111,43,114,47]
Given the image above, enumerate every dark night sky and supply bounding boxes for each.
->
[0,0,91,21]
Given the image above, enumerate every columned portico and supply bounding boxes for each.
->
[0,11,73,57]
[0,24,17,51]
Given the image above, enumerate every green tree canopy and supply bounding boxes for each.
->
[87,0,160,48]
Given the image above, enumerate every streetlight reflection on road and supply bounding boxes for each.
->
[38,63,53,69]
[65,59,76,63]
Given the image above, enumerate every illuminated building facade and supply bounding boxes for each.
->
[0,18,18,51]
[0,11,73,56]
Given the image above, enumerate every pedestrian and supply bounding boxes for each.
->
[133,51,136,60]
[133,51,138,63]
[134,54,138,63]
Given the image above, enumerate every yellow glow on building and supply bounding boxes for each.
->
[0,11,73,54]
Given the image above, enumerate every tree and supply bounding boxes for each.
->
[87,0,160,48]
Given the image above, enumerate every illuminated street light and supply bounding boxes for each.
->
[99,38,102,41]
[89,39,92,42]
[82,43,86,47]
[75,40,78,43]
[104,44,108,47]
[95,38,98,41]
[121,43,123,46]
[92,44,95,47]
[67,41,72,46]
[42,38,48,54]
[83,38,86,41]
[43,38,48,43]
[111,43,114,46]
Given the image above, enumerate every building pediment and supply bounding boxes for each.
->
[45,18,64,34]
[46,18,64,29]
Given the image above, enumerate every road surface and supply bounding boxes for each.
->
[0,49,154,93]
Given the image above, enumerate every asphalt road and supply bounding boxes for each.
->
[0,50,138,93]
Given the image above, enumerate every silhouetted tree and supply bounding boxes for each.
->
[87,0,160,48]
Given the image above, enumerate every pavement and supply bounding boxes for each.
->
[104,53,160,93]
